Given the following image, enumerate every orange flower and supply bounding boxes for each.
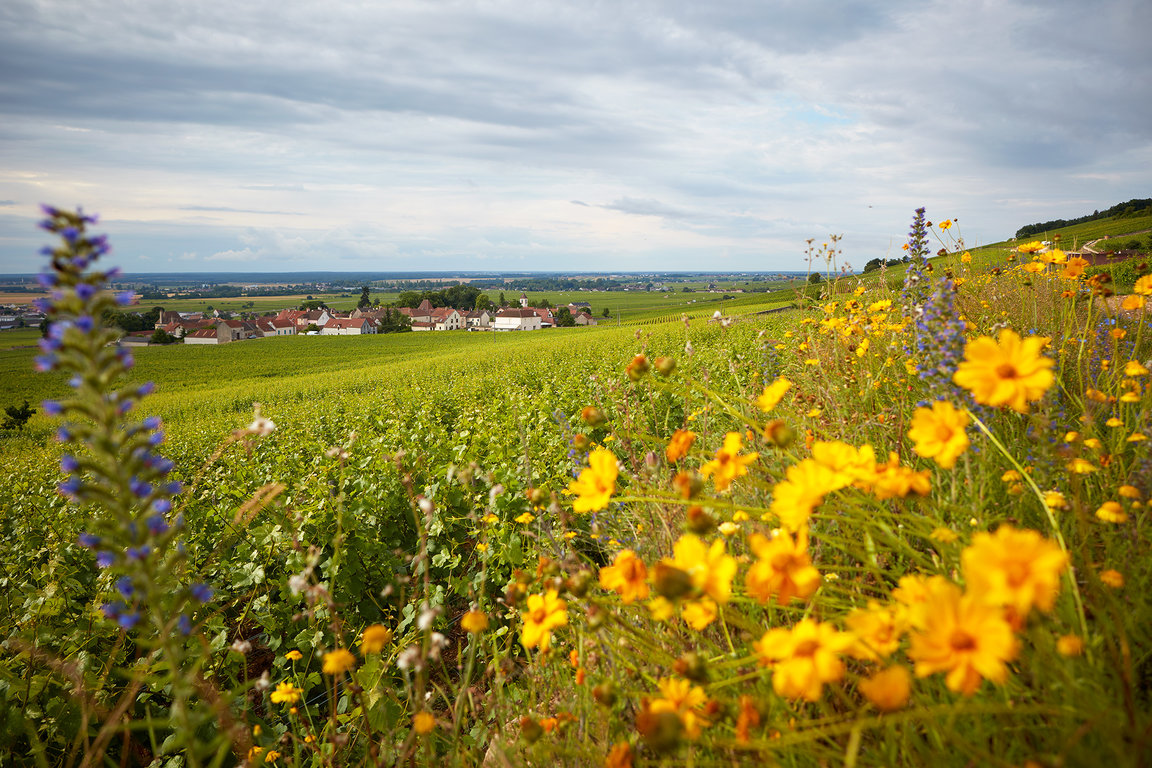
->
[907,400,970,469]
[744,531,821,605]
[599,549,650,604]
[665,429,696,463]
[907,580,1017,696]
[961,525,1068,627]
[699,432,758,492]
[754,618,853,702]
[859,665,911,711]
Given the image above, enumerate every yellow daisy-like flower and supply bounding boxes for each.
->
[755,376,793,413]
[1135,274,1152,295]
[961,525,1068,626]
[907,580,1018,696]
[322,648,357,676]
[564,447,618,513]
[1066,458,1097,474]
[666,533,737,604]
[744,530,821,605]
[285,650,303,661]
[1060,257,1089,279]
[1016,241,1045,254]
[1125,360,1150,377]
[1099,569,1124,588]
[598,549,650,605]
[769,458,837,531]
[681,597,719,630]
[1044,491,1068,510]
[413,711,436,735]
[360,624,393,654]
[907,400,970,469]
[1121,295,1146,311]
[753,618,854,702]
[930,527,959,543]
[514,512,536,524]
[461,609,488,634]
[859,665,912,711]
[699,432,759,492]
[270,681,302,705]
[952,329,1054,413]
[1095,501,1127,524]
[1057,634,1084,657]
[960,252,972,264]
[846,600,907,661]
[649,677,709,739]
[521,590,568,652]
[1118,485,1142,500]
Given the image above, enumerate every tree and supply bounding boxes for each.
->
[475,293,494,312]
[808,273,823,284]
[2,400,36,431]
[150,328,178,345]
[358,286,371,309]
[601,308,610,318]
[554,307,576,327]
[499,291,507,307]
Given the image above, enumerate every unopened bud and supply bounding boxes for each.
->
[626,354,650,381]
[686,506,716,535]
[652,562,694,600]
[592,680,618,707]
[763,419,795,447]
[654,356,676,376]
[580,406,606,428]
[673,651,709,683]
[520,716,543,743]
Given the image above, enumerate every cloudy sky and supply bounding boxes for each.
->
[1,0,1149,274]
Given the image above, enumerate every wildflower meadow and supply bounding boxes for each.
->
[1,206,1150,767]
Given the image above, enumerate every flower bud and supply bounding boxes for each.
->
[636,707,682,754]
[520,717,543,744]
[527,486,549,508]
[592,680,618,707]
[572,434,590,451]
[673,651,709,682]
[580,406,606,428]
[566,569,593,598]
[652,562,694,600]
[654,356,677,376]
[626,354,649,381]
[686,506,716,535]
[763,419,795,447]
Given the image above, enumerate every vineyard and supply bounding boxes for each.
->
[1,208,1150,767]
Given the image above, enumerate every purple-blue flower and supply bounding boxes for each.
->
[152,498,171,514]
[178,614,192,635]
[189,583,213,604]
[42,399,63,416]
[146,514,169,536]
[116,576,135,598]
[115,291,134,306]
[78,532,100,548]
[60,455,79,473]
[117,611,140,630]
[96,551,115,568]
[143,415,161,430]
[75,283,96,301]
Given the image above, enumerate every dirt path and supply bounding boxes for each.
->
[1083,228,1152,253]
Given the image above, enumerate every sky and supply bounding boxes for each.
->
[1,0,1149,274]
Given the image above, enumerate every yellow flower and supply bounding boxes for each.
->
[769,458,837,531]
[265,750,281,763]
[745,531,821,605]
[322,648,356,676]
[930,527,959,543]
[939,219,953,230]
[1129,432,1148,442]
[1056,634,1084,657]
[270,681,302,705]
[665,429,696,463]
[811,440,876,490]
[1016,241,1045,254]
[907,580,1018,696]
[1125,360,1150,377]
[521,590,567,652]
[1022,261,1046,274]
[564,447,618,513]
[1121,295,1146,311]
[961,252,972,263]
[907,401,970,469]
[1060,257,1089,279]
[413,711,436,735]
[361,624,393,654]
[870,453,931,500]
[1067,458,1097,474]
[961,525,1068,626]
[756,377,793,412]
[1106,417,1125,427]
[1095,501,1127,524]
[667,534,736,603]
[598,549,650,605]
[1082,438,1102,450]
[1135,274,1152,295]
[846,601,906,661]
[285,650,303,661]
[1099,569,1124,588]
[604,743,634,768]
[1119,485,1142,500]
[649,677,709,739]
[461,609,489,634]
[1044,491,1068,510]
[699,432,758,492]
[952,329,1054,413]
[859,665,911,711]
[514,512,536,524]
[753,618,854,702]
[681,597,718,630]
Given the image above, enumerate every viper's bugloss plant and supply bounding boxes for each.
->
[36,206,218,759]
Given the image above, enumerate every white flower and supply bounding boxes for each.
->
[417,604,440,631]
[247,404,275,436]
[397,645,423,671]
[418,497,435,516]
[230,639,251,655]
[288,574,308,595]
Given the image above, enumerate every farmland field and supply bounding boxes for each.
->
[3,208,1152,767]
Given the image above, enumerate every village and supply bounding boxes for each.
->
[117,293,598,345]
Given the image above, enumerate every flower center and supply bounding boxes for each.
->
[793,639,820,658]
[995,363,1018,379]
[949,629,977,652]
[531,607,548,624]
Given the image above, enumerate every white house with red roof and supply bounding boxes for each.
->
[321,317,377,335]
[494,308,543,331]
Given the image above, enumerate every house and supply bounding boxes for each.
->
[321,317,377,335]
[267,318,297,336]
[531,307,554,328]
[493,308,543,331]
[183,328,223,345]
[430,307,463,331]
[410,320,436,332]
[218,320,259,342]
[573,311,597,327]
[464,309,492,329]
[154,310,182,329]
